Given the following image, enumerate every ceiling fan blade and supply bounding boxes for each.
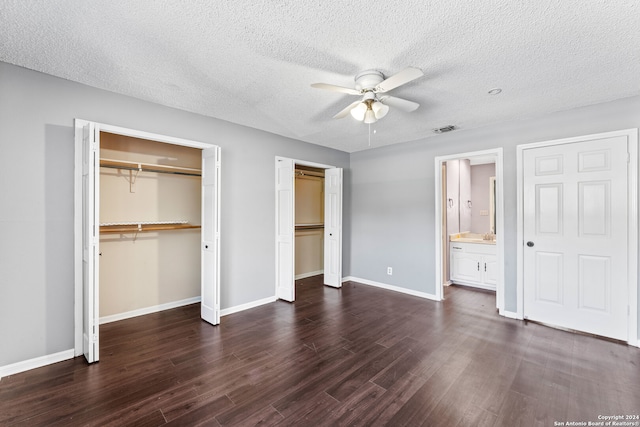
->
[378,95,420,112]
[375,67,424,92]
[311,83,361,96]
[333,101,362,119]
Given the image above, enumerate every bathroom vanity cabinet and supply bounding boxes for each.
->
[450,241,497,290]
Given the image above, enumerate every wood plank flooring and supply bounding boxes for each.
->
[1,277,639,426]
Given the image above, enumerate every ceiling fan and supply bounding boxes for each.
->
[311,67,424,124]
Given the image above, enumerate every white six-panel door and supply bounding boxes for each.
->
[523,136,629,340]
[323,168,343,288]
[82,122,100,363]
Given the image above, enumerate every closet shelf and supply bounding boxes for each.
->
[100,222,201,234]
[100,158,202,177]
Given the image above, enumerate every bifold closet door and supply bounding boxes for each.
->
[323,167,343,288]
[201,147,221,325]
[276,158,295,301]
[82,122,100,363]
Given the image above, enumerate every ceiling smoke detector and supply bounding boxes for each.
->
[433,125,456,134]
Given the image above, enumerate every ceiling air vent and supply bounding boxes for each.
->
[433,125,456,134]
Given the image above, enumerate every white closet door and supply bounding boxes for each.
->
[276,158,295,301]
[324,168,343,288]
[82,122,100,363]
[201,147,221,325]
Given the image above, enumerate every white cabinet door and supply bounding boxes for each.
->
[452,251,482,283]
[451,243,496,290]
[523,136,628,340]
[483,255,498,286]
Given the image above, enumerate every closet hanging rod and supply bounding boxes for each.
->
[100,158,202,177]
[100,222,201,234]
[294,170,325,178]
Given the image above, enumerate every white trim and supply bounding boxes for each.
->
[99,297,201,325]
[0,349,75,380]
[74,120,85,356]
[98,123,214,150]
[434,148,505,310]
[499,310,520,320]
[343,276,439,301]
[276,156,337,171]
[516,128,639,345]
[74,119,218,358]
[627,131,638,347]
[516,144,525,319]
[451,282,497,292]
[220,296,277,317]
[295,270,323,280]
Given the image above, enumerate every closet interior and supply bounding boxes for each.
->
[99,132,202,322]
[294,165,325,280]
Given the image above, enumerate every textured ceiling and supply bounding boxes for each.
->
[1,1,639,152]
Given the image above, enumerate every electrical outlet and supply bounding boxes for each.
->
[387,267,393,275]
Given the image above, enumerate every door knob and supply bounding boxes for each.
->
[526,241,534,247]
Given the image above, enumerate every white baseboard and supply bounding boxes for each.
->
[342,276,439,301]
[100,297,201,324]
[499,309,521,320]
[0,349,75,380]
[451,281,497,292]
[295,270,323,280]
[220,296,277,317]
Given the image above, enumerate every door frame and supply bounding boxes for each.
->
[516,128,638,346]
[73,119,219,357]
[434,148,505,311]
[274,156,342,302]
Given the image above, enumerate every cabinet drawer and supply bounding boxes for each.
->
[449,241,495,255]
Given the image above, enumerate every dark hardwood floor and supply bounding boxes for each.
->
[1,277,639,426]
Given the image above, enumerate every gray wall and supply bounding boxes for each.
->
[349,95,640,319]
[0,62,350,366]
[2,59,639,368]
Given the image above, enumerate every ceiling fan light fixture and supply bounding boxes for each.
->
[364,108,377,124]
[314,67,423,124]
[372,101,389,119]
[350,102,367,121]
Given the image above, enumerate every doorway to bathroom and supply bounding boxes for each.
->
[434,148,505,313]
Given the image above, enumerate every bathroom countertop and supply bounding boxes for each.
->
[449,232,496,245]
